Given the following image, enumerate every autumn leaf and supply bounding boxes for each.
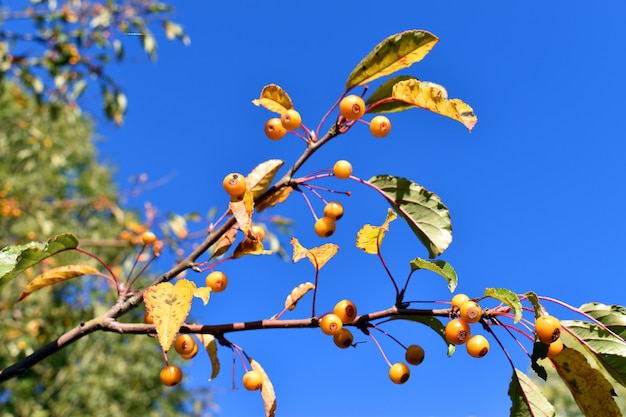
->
[346,30,439,89]
[246,159,284,198]
[249,358,277,417]
[256,186,293,213]
[211,225,237,258]
[232,237,273,259]
[284,282,315,311]
[197,334,220,381]
[392,78,477,131]
[193,286,211,306]
[19,264,100,301]
[252,84,293,115]
[356,208,397,254]
[143,279,195,352]
[229,189,254,235]
[290,237,338,271]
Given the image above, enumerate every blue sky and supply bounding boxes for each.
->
[91,2,626,416]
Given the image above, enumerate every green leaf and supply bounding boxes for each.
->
[551,347,622,417]
[346,30,439,89]
[508,368,556,417]
[0,233,79,289]
[392,315,455,357]
[580,302,626,339]
[524,291,544,320]
[409,257,457,292]
[367,175,451,258]
[484,287,523,323]
[562,318,626,388]
[365,75,418,113]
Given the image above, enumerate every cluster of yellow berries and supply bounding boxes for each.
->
[535,314,563,358]
[444,294,490,358]
[264,109,302,140]
[339,94,391,138]
[319,299,358,341]
[387,343,426,385]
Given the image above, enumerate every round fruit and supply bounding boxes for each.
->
[369,115,391,138]
[445,318,471,345]
[280,109,302,131]
[143,310,154,325]
[459,300,483,324]
[251,225,265,242]
[320,313,343,336]
[547,338,564,358]
[389,362,410,384]
[206,271,228,292]
[314,217,336,238]
[141,231,157,245]
[333,160,353,180]
[160,365,183,387]
[222,173,247,198]
[180,342,199,360]
[265,117,287,140]
[535,315,562,344]
[451,293,470,310]
[339,95,366,121]
[242,369,263,391]
[333,328,354,349]
[174,334,197,356]
[466,335,490,358]
[333,299,357,324]
[323,201,344,221]
[405,344,425,366]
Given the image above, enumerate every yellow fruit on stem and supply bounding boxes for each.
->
[333,299,357,324]
[160,365,183,387]
[445,318,471,345]
[339,95,366,121]
[222,173,247,198]
[242,370,263,391]
[405,344,425,366]
[535,315,561,344]
[314,217,336,238]
[333,160,353,179]
[206,271,228,292]
[369,115,391,138]
[174,334,197,356]
[323,201,344,221]
[389,362,410,384]
[459,300,483,324]
[333,328,354,349]
[466,335,489,358]
[280,109,302,131]
[320,313,343,336]
[265,117,287,140]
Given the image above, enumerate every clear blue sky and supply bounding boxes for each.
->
[92,2,626,416]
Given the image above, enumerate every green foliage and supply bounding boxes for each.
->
[0,81,205,415]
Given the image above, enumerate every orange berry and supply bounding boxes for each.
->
[314,217,336,238]
[333,299,357,324]
[333,328,354,349]
[445,318,471,345]
[265,117,287,140]
[242,370,263,391]
[546,338,564,358]
[369,115,391,138]
[535,315,562,344]
[206,271,228,292]
[389,362,410,384]
[222,173,247,199]
[143,310,154,325]
[323,201,344,221]
[320,313,343,336]
[160,365,183,387]
[466,335,489,358]
[333,160,352,179]
[339,95,366,121]
[405,344,425,366]
[141,231,157,245]
[451,293,470,310]
[180,342,199,360]
[280,109,301,131]
[174,334,197,356]
[459,300,483,324]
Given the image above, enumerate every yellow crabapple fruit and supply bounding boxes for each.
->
[280,109,302,131]
[242,370,263,391]
[320,313,343,336]
[265,117,287,140]
[206,271,228,292]
[405,344,425,366]
[323,201,344,221]
[314,217,336,238]
[339,95,366,121]
[333,299,357,324]
[333,160,353,179]
[369,115,391,138]
[160,365,183,387]
[445,318,471,345]
[535,315,562,344]
[222,173,247,198]
[389,362,410,384]
[466,335,490,358]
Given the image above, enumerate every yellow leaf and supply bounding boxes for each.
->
[346,30,439,89]
[290,237,339,271]
[232,237,273,259]
[256,186,292,213]
[229,189,254,235]
[193,286,211,306]
[284,282,315,311]
[19,264,99,301]
[392,78,477,131]
[251,84,293,115]
[197,334,220,381]
[143,279,194,352]
[212,225,237,258]
[356,208,397,254]
[246,159,284,198]
[550,347,622,417]
[249,358,276,417]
